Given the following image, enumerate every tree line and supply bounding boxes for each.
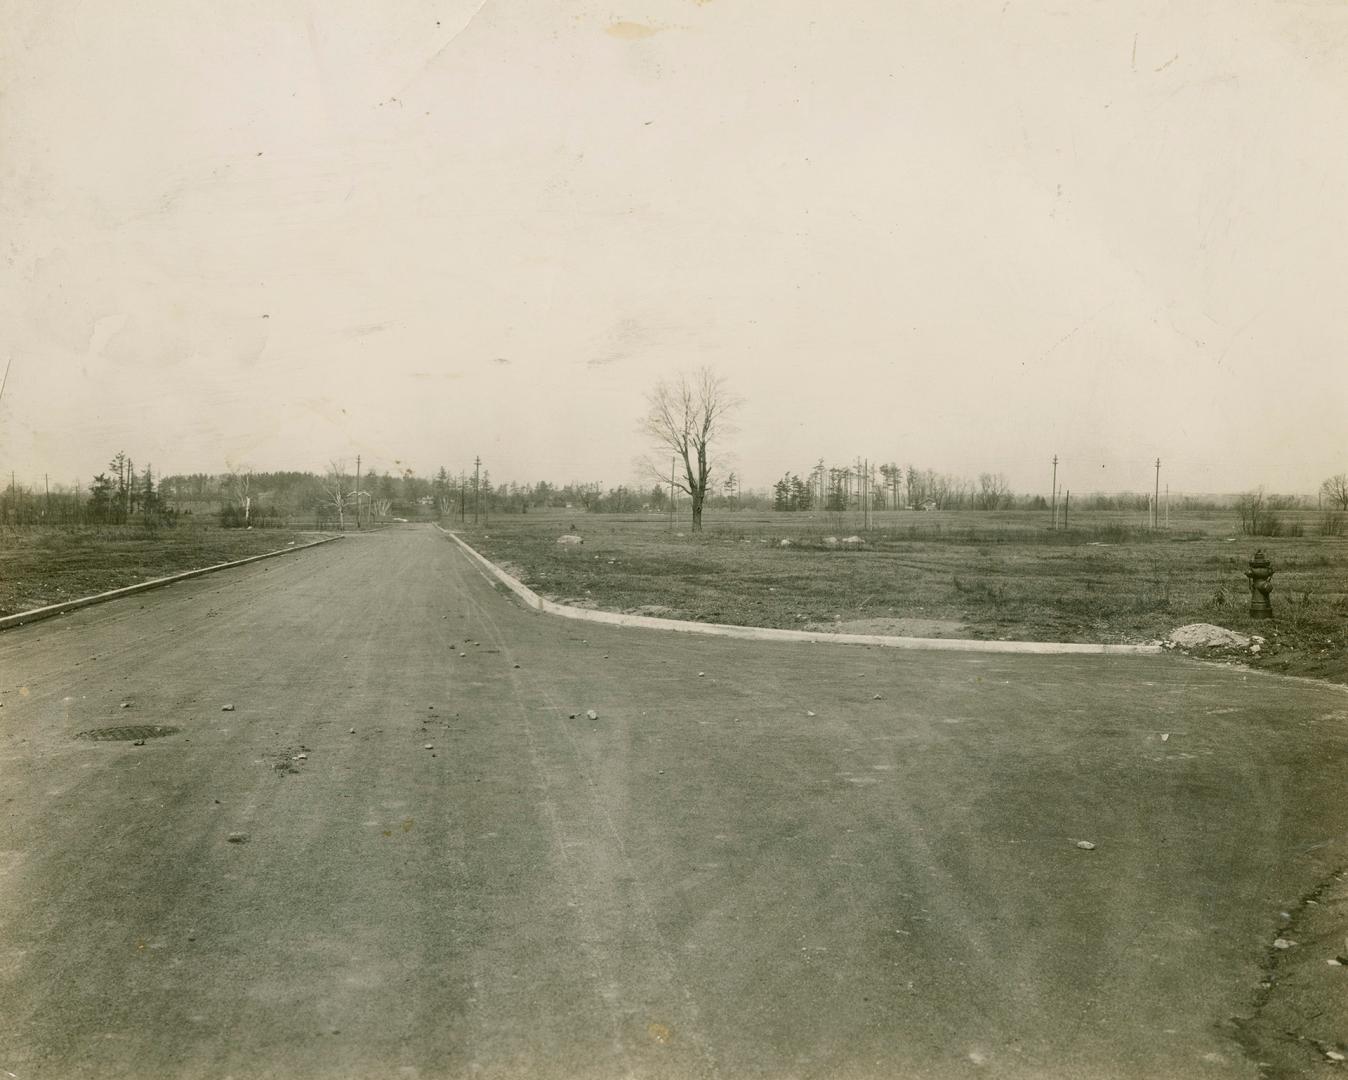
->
[3,370,1346,532]
[771,463,1016,512]
[0,452,169,526]
[0,452,755,528]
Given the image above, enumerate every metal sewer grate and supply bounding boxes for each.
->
[76,725,182,742]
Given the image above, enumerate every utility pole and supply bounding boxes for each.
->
[355,454,361,529]
[473,456,481,524]
[1154,458,1161,530]
[1051,454,1058,530]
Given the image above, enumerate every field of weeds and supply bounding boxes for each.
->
[0,523,318,617]
[459,508,1348,685]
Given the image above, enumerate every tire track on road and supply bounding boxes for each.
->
[448,541,723,1079]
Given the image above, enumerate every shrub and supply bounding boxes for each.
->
[218,504,250,528]
[1235,490,1290,536]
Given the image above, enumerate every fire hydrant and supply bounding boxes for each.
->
[1245,549,1274,619]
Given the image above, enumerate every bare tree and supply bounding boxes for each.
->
[1235,488,1287,536]
[1321,473,1348,511]
[639,368,739,532]
[321,461,350,528]
[975,472,1012,510]
[225,464,253,524]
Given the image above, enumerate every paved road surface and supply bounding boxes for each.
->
[3,527,1347,1079]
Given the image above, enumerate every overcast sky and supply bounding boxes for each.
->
[2,1,1345,496]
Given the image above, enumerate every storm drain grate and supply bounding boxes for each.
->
[76,725,182,742]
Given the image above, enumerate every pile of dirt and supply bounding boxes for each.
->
[1166,623,1261,650]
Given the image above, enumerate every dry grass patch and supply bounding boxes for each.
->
[0,523,318,616]
[458,510,1348,684]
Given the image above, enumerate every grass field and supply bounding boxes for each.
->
[459,508,1348,685]
[0,524,320,618]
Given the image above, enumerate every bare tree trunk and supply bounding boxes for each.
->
[640,368,738,535]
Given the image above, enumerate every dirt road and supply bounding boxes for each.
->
[3,526,1346,1079]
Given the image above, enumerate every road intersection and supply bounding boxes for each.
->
[2,526,1345,1078]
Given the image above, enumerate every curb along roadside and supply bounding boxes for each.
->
[0,534,346,633]
[436,525,1164,657]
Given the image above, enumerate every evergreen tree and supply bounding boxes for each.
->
[89,473,114,523]
[140,464,157,518]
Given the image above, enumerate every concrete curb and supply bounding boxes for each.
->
[437,525,1164,656]
[0,534,345,633]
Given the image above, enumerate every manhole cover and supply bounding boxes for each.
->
[76,725,181,742]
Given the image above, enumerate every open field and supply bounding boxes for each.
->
[0,524,322,617]
[461,508,1348,685]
